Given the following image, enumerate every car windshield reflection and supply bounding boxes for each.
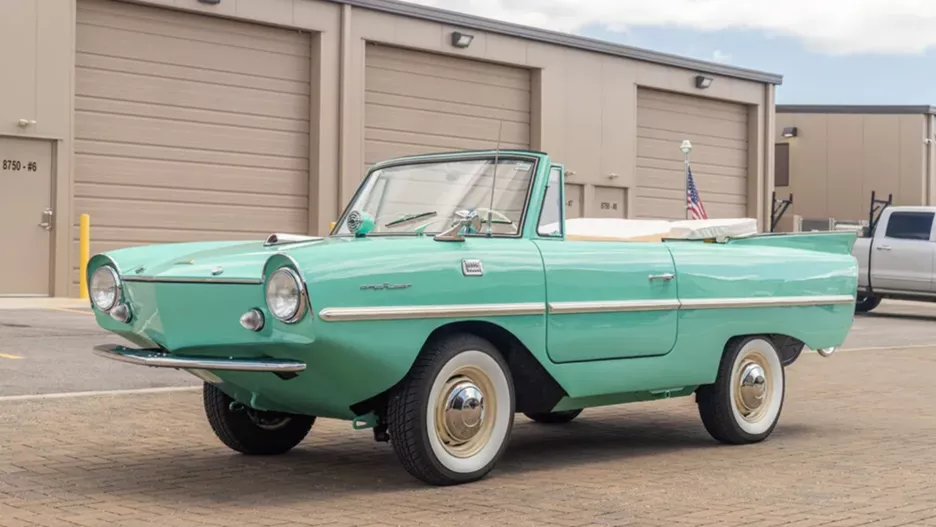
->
[333,156,536,236]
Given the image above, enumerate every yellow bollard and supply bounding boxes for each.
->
[78,214,90,299]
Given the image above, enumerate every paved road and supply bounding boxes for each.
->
[0,308,197,397]
[2,299,936,397]
[1,347,935,526]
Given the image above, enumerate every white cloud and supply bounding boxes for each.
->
[711,49,732,63]
[407,0,936,55]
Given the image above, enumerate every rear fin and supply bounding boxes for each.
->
[726,231,858,255]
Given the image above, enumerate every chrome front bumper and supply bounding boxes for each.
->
[93,344,307,373]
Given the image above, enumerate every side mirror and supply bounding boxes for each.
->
[434,209,482,242]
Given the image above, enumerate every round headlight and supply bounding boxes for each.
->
[90,266,120,312]
[265,268,305,323]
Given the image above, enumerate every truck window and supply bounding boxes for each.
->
[885,211,934,240]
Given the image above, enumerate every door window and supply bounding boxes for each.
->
[537,166,563,237]
[885,212,934,240]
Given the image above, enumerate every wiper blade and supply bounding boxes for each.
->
[385,211,437,227]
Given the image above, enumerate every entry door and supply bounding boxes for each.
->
[0,137,52,295]
[536,240,679,363]
[870,210,936,293]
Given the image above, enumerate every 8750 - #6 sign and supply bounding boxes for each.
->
[2,160,38,171]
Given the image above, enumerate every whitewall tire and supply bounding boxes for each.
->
[387,333,515,485]
[696,336,785,444]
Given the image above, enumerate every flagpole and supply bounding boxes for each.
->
[680,140,692,220]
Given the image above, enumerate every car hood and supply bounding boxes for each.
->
[96,237,342,282]
[94,235,434,283]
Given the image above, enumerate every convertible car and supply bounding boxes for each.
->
[88,149,858,486]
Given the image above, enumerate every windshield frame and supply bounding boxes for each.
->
[329,152,543,239]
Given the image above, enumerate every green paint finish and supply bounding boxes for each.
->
[86,149,859,423]
[535,240,678,362]
[551,386,697,412]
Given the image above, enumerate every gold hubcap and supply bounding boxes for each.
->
[434,365,496,458]
[733,350,772,422]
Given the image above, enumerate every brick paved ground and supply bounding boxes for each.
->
[2,348,936,527]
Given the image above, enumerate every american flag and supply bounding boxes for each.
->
[686,165,708,220]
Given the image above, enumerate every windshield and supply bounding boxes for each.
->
[334,156,537,236]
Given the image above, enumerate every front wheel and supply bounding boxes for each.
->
[387,333,515,486]
[203,383,315,455]
[696,336,785,444]
[855,293,881,313]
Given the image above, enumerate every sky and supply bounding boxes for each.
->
[405,0,936,105]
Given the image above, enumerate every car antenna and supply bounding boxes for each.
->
[487,120,503,237]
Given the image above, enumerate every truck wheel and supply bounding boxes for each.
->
[387,333,515,486]
[524,409,582,424]
[203,382,315,455]
[855,293,881,313]
[696,336,785,445]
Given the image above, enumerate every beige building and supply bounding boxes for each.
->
[774,105,936,231]
[1,0,782,297]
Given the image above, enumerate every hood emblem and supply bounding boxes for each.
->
[174,259,195,265]
[360,282,410,291]
[211,267,224,276]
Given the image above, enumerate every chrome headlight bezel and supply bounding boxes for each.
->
[89,266,121,312]
[265,267,307,323]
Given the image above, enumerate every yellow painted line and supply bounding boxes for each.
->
[47,307,93,316]
[0,353,23,360]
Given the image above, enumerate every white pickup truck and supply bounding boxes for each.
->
[853,205,936,312]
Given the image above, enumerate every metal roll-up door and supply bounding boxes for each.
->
[636,88,749,219]
[364,44,531,168]
[74,0,311,290]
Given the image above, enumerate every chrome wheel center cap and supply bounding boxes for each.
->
[443,381,485,443]
[738,363,767,412]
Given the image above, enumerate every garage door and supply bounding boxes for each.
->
[635,89,749,219]
[74,0,311,290]
[364,44,531,167]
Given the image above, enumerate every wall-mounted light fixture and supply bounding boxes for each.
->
[451,31,474,49]
[694,75,713,89]
[782,126,799,138]
[197,0,221,4]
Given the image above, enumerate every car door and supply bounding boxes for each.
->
[870,210,936,293]
[532,165,679,364]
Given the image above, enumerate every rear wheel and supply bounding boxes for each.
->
[524,409,582,424]
[387,333,515,486]
[203,383,315,455]
[696,336,785,444]
[855,293,881,313]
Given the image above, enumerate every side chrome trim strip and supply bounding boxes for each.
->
[318,295,855,322]
[548,300,680,314]
[679,295,855,310]
[93,344,306,373]
[122,276,263,285]
[318,302,546,322]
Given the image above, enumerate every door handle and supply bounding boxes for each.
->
[876,245,891,251]
[38,208,53,231]
[648,273,675,282]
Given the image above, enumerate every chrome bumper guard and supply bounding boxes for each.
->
[93,344,307,373]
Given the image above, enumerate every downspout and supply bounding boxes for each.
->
[337,4,352,222]
[763,84,776,232]
[926,113,934,206]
